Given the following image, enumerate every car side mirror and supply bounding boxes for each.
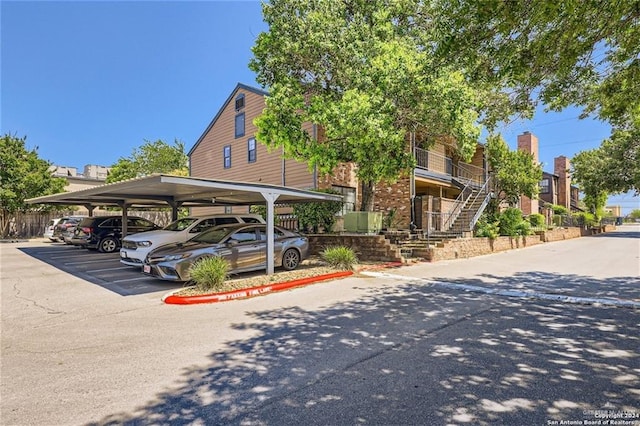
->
[226,240,238,247]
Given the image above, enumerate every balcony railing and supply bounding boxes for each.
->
[414,147,485,185]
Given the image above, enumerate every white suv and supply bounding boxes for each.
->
[119,214,265,267]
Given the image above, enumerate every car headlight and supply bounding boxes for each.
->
[161,253,192,262]
[137,241,152,247]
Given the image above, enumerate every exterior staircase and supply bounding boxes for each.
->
[382,177,493,261]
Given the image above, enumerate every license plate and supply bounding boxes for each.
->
[143,264,151,274]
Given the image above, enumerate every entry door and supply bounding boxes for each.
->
[413,196,423,230]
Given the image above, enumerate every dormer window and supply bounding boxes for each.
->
[235,94,245,111]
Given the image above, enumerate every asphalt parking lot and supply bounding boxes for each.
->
[2,226,639,425]
[18,241,182,296]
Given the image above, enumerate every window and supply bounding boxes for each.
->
[235,113,245,138]
[241,216,262,224]
[223,145,231,169]
[539,178,550,194]
[101,218,118,228]
[332,185,356,216]
[190,219,218,233]
[235,93,245,111]
[248,137,257,163]
[217,216,238,225]
[229,230,258,243]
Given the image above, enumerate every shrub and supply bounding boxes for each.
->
[249,205,280,225]
[321,246,358,270]
[188,256,229,292]
[383,208,401,229]
[516,220,532,236]
[551,204,569,215]
[552,214,564,227]
[573,212,598,228]
[528,213,545,227]
[498,208,525,237]
[293,189,343,233]
[475,216,499,239]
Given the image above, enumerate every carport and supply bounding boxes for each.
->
[27,174,342,274]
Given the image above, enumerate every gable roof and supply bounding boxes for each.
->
[187,83,269,157]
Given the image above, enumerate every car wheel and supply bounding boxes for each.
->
[281,248,300,271]
[98,237,118,253]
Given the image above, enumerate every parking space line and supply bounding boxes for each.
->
[64,259,119,265]
[109,276,157,284]
[35,249,78,255]
[86,266,133,273]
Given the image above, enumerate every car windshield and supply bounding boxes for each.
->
[163,218,198,231]
[191,226,237,244]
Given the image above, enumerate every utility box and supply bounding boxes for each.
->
[343,212,383,234]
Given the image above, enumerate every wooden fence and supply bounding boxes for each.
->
[3,210,173,239]
[3,211,300,239]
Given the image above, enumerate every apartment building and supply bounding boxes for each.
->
[188,83,489,232]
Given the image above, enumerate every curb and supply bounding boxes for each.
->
[163,270,354,305]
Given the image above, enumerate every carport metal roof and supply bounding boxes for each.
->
[27,174,342,275]
[26,174,341,208]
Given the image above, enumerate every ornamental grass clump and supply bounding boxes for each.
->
[188,256,229,292]
[321,246,358,270]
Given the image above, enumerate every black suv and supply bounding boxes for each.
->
[71,216,160,253]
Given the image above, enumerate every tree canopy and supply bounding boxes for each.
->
[486,134,543,211]
[250,0,485,210]
[0,134,66,236]
[106,139,188,183]
[429,0,640,195]
[430,0,640,126]
[251,0,639,206]
[571,149,610,220]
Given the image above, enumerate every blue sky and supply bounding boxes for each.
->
[2,1,637,213]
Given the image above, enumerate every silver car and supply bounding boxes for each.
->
[142,223,308,282]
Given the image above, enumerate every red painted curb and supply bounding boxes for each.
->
[163,270,354,305]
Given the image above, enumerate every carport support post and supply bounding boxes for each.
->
[119,202,129,237]
[169,201,182,222]
[262,192,280,275]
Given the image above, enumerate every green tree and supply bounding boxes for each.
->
[629,209,640,220]
[250,0,484,211]
[571,149,609,221]
[429,0,640,126]
[106,139,188,183]
[598,127,640,195]
[427,0,640,196]
[0,134,66,236]
[486,134,543,212]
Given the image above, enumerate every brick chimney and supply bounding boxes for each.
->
[517,132,539,215]
[554,156,571,211]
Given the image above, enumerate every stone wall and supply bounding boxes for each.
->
[307,234,403,263]
[308,225,614,264]
[427,234,544,262]
[538,227,583,242]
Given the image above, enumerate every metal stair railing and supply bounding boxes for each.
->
[468,177,493,232]
[442,180,474,231]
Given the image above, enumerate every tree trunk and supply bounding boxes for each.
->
[0,211,11,238]
[359,180,375,212]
